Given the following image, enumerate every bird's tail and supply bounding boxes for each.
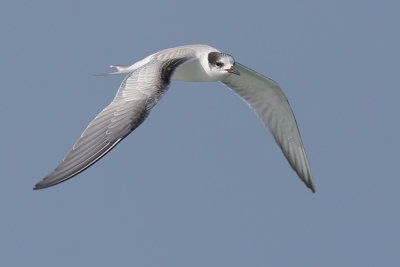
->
[94,65,133,76]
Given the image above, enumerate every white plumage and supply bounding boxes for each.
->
[35,44,315,192]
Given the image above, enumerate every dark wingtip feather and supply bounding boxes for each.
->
[309,183,316,193]
[305,176,316,193]
[33,178,62,190]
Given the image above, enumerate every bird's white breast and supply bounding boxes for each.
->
[172,58,219,82]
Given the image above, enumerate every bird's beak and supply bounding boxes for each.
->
[226,66,240,75]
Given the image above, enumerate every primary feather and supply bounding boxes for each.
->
[35,44,314,192]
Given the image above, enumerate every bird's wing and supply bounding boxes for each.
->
[34,55,194,190]
[221,63,315,192]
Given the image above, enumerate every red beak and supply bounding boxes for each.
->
[226,66,240,75]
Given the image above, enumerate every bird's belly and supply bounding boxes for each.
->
[172,59,218,82]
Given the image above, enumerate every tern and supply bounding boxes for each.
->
[34,44,315,192]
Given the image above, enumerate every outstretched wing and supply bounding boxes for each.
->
[222,63,315,192]
[34,57,191,189]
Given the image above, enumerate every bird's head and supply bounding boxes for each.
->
[207,52,240,78]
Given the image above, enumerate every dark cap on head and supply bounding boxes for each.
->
[208,52,220,65]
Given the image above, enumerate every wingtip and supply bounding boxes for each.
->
[306,179,316,193]
[309,185,316,193]
[33,181,46,190]
[33,178,56,190]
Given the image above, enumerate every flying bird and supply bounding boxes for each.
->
[34,44,315,192]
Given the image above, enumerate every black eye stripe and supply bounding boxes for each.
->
[208,52,220,65]
[208,52,234,68]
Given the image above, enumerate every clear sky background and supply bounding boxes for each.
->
[1,0,399,266]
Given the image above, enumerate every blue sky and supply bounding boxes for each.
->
[1,0,399,266]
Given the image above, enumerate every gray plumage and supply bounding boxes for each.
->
[35,44,315,192]
[222,63,314,192]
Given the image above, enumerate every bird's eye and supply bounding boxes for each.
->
[216,62,223,67]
